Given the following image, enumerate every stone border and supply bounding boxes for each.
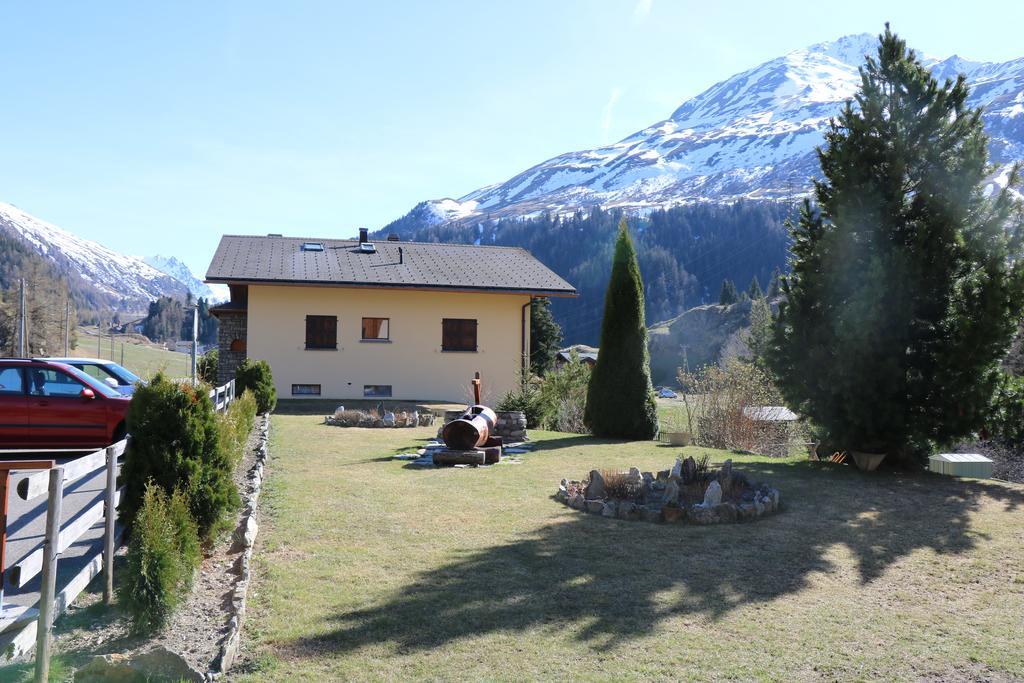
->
[207,414,270,680]
[555,464,781,525]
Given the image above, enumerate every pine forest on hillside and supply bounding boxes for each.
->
[380,201,795,344]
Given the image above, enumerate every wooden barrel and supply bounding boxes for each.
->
[442,405,497,450]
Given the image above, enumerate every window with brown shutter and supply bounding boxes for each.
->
[361,317,390,341]
[442,318,477,352]
[305,315,337,349]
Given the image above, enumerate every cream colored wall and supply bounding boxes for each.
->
[246,284,531,404]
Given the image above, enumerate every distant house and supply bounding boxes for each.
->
[555,345,598,368]
[205,231,576,403]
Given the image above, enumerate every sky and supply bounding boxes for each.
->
[2,0,1023,277]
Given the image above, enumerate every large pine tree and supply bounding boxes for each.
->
[584,220,659,439]
[769,27,1024,465]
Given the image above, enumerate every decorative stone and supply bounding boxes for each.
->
[702,480,723,507]
[569,494,585,510]
[640,507,662,523]
[663,480,680,505]
[586,500,604,514]
[670,458,683,479]
[718,459,733,494]
[682,456,697,483]
[616,501,636,520]
[585,470,605,499]
[601,502,617,518]
[662,506,685,523]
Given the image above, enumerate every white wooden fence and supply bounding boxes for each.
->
[0,379,236,681]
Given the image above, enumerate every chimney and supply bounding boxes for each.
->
[399,246,404,265]
[387,233,400,242]
[359,227,368,244]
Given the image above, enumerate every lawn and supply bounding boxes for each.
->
[238,407,1024,681]
[72,326,191,379]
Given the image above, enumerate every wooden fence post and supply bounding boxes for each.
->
[103,444,118,604]
[35,467,64,683]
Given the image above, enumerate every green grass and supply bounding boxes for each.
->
[238,411,1024,681]
[72,326,191,380]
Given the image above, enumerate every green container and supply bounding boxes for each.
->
[928,453,993,479]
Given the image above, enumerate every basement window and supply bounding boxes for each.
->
[291,384,321,396]
[363,384,392,398]
[301,242,324,252]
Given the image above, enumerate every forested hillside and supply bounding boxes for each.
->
[0,232,77,355]
[379,201,796,344]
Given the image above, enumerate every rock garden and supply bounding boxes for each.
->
[556,454,781,524]
[325,405,436,428]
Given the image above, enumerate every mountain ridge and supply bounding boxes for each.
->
[386,33,1024,231]
[0,201,190,314]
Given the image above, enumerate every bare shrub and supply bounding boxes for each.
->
[677,360,793,456]
[600,470,640,500]
[554,388,588,434]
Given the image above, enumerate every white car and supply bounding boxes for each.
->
[42,357,143,396]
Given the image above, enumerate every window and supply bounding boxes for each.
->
[442,318,477,352]
[291,384,321,396]
[301,242,324,252]
[26,368,88,397]
[305,315,337,349]
[363,384,392,397]
[361,317,390,341]
[0,367,24,395]
[77,363,122,386]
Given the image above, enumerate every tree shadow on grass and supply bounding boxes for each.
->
[285,461,1024,657]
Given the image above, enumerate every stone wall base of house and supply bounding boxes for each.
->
[217,312,248,385]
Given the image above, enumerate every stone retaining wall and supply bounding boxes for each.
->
[493,411,527,442]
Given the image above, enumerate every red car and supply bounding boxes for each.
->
[0,359,131,449]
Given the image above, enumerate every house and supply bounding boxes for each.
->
[555,344,598,368]
[205,230,576,403]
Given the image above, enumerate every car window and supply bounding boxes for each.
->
[28,368,88,397]
[78,363,118,383]
[62,365,121,398]
[0,367,24,395]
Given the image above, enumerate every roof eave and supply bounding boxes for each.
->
[204,277,578,298]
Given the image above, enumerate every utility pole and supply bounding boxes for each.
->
[64,299,70,356]
[17,278,26,357]
[97,320,102,358]
[191,306,199,385]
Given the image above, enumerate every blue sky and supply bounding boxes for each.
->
[2,0,1023,276]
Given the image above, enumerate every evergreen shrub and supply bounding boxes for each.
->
[119,484,200,633]
[122,373,239,539]
[235,359,276,414]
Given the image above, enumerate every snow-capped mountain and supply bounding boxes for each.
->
[144,255,227,303]
[391,33,1024,227]
[0,201,189,311]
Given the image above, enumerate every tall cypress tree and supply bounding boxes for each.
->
[584,220,658,439]
[769,27,1024,466]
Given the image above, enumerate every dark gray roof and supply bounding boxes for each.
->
[205,235,577,296]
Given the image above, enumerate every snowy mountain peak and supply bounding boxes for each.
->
[388,33,1024,229]
[144,255,227,302]
[0,201,192,312]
